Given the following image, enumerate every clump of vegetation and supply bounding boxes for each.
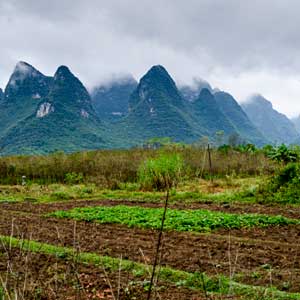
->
[48,205,299,232]
[137,152,184,299]
[257,163,300,203]
[64,172,84,184]
[264,144,299,163]
[138,152,184,190]
[0,146,277,186]
[50,190,73,201]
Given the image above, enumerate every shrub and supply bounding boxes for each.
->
[266,144,299,163]
[256,163,300,203]
[138,153,184,191]
[64,172,83,184]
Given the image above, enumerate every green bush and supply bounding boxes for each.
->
[257,163,300,203]
[266,144,299,163]
[64,172,84,184]
[138,153,184,191]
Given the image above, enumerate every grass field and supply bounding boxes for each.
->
[1,148,300,299]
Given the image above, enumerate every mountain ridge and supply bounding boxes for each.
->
[0,62,108,155]
[241,94,299,144]
[1,61,297,154]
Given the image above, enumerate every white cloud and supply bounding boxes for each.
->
[1,0,300,117]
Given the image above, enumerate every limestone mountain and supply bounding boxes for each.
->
[190,88,237,139]
[0,61,53,136]
[241,94,299,144]
[91,75,137,120]
[113,66,268,147]
[116,65,198,145]
[214,91,267,145]
[0,62,289,154]
[0,64,108,155]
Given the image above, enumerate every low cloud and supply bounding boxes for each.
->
[1,0,300,116]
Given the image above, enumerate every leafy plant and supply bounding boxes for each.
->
[137,152,184,299]
[48,205,299,232]
[64,172,84,184]
[266,144,298,163]
[138,152,184,191]
[256,163,300,203]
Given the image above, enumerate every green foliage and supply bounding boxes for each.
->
[64,172,84,184]
[49,205,299,232]
[217,143,257,155]
[217,144,232,154]
[0,147,276,186]
[2,235,299,300]
[272,163,299,187]
[257,163,300,203]
[266,144,299,163]
[50,191,72,201]
[235,143,257,153]
[138,153,184,190]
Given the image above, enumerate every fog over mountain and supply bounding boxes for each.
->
[242,94,299,144]
[0,61,273,154]
[1,1,300,117]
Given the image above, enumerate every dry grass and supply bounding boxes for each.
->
[0,147,277,187]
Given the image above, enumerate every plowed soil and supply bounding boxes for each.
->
[1,199,300,293]
[2,197,300,218]
[0,247,221,300]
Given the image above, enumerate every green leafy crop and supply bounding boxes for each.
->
[48,205,298,233]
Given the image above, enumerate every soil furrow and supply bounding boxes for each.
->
[0,209,300,292]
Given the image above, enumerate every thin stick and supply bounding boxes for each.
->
[207,144,213,182]
[117,254,122,300]
[146,188,169,300]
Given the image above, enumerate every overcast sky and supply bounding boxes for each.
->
[1,0,300,117]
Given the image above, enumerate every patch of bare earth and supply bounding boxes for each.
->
[1,202,300,293]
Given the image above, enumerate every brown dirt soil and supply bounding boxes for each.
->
[1,197,300,219]
[0,247,221,300]
[1,206,300,293]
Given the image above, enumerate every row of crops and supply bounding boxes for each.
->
[48,205,299,232]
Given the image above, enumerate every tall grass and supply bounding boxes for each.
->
[138,152,184,190]
[0,146,277,186]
